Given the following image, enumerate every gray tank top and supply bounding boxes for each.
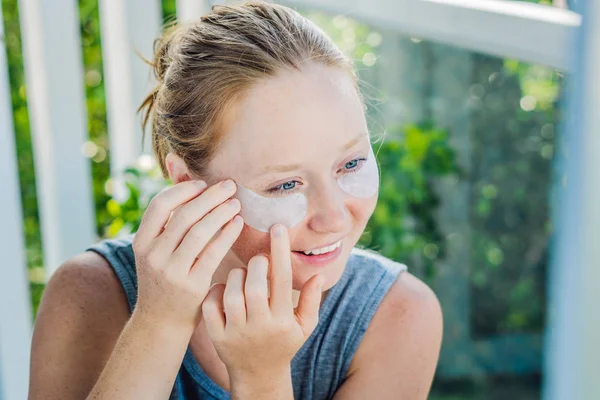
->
[86,234,406,399]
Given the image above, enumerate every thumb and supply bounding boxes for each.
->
[295,275,325,335]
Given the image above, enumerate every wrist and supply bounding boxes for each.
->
[229,364,293,400]
[130,308,196,340]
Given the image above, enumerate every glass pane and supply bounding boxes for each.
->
[468,54,558,338]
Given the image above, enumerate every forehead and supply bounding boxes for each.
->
[209,63,368,180]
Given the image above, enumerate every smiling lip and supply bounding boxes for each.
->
[293,238,344,253]
[291,241,343,266]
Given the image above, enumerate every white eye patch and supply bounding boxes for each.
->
[234,147,379,232]
[337,146,380,198]
[235,183,308,233]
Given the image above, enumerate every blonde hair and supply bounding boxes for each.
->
[139,1,359,178]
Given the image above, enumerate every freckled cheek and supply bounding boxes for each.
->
[231,224,271,265]
[348,196,377,229]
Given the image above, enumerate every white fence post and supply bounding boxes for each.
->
[98,0,162,202]
[544,0,600,398]
[177,0,211,22]
[17,0,96,277]
[0,1,33,398]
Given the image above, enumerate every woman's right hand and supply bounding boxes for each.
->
[131,179,243,334]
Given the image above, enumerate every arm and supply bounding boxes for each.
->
[87,306,192,399]
[30,180,243,399]
[333,272,443,400]
[29,252,190,400]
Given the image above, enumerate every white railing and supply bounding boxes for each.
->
[281,0,581,71]
[17,0,97,278]
[0,0,592,399]
[0,1,32,398]
[98,0,162,203]
[177,0,211,22]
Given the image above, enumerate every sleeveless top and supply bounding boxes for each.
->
[86,234,407,399]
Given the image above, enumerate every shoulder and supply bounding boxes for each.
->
[29,251,130,399]
[375,271,443,343]
[338,253,442,398]
[376,268,443,328]
[48,250,124,291]
[346,249,442,356]
[349,248,438,311]
[350,251,442,350]
[40,250,130,316]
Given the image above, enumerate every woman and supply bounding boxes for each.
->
[29,2,442,399]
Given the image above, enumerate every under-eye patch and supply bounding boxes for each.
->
[235,183,308,233]
[337,146,379,198]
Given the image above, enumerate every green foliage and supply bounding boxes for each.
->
[359,124,459,280]
[104,164,169,237]
[78,0,112,238]
[468,53,558,336]
[2,0,44,317]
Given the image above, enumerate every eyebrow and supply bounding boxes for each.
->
[264,133,367,173]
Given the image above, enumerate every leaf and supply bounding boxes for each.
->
[106,199,122,217]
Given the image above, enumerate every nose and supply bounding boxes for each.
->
[307,183,349,234]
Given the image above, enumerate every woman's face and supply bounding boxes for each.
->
[205,63,377,291]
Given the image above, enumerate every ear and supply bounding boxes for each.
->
[165,152,192,184]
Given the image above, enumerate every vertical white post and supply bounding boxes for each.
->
[18,0,96,277]
[0,1,33,398]
[98,0,162,202]
[177,0,210,23]
[544,1,600,399]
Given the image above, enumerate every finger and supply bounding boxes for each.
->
[223,268,247,329]
[202,284,226,338]
[295,274,325,336]
[244,255,270,324]
[171,198,241,270]
[155,179,238,255]
[134,180,207,251]
[188,215,244,283]
[269,224,294,316]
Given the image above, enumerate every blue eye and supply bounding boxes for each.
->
[282,181,296,190]
[345,159,359,169]
[268,180,299,194]
[344,158,366,172]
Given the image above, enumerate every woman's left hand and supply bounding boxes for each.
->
[201,223,325,384]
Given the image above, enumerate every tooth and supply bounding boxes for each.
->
[300,240,342,256]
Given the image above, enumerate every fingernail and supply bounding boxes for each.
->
[273,224,285,237]
[195,180,207,189]
[221,179,236,190]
